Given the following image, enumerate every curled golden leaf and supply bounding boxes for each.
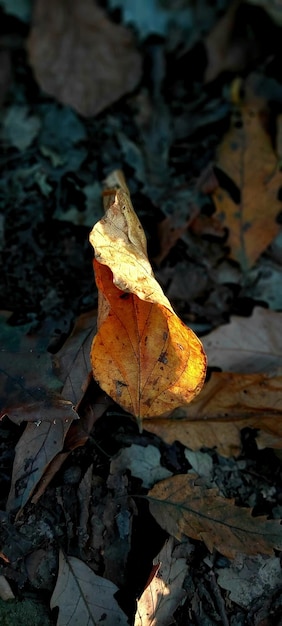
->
[89,171,207,426]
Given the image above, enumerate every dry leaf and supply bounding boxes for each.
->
[144,371,282,456]
[110,444,172,489]
[0,575,15,600]
[50,550,128,626]
[3,311,104,512]
[53,310,97,407]
[202,307,282,373]
[212,104,282,269]
[147,474,282,559]
[134,537,188,626]
[89,171,206,427]
[6,419,71,513]
[27,0,142,117]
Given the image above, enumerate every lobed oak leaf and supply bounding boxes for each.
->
[89,171,207,427]
[147,474,282,559]
[50,550,128,626]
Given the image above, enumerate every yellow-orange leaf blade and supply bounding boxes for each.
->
[89,171,206,423]
[91,260,206,419]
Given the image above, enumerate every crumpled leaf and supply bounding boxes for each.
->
[50,550,128,626]
[202,307,282,373]
[144,371,282,456]
[134,537,189,626]
[147,474,282,558]
[212,102,282,270]
[27,0,142,117]
[89,171,206,426]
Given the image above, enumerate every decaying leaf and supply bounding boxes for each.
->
[216,554,282,608]
[212,103,282,269]
[202,307,282,373]
[2,310,105,511]
[110,444,172,489]
[6,419,71,513]
[89,171,206,427]
[134,537,189,626]
[144,371,282,456]
[52,310,97,407]
[147,474,282,559]
[27,0,142,117]
[50,550,128,626]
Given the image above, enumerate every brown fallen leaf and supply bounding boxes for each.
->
[52,309,97,408]
[144,371,282,456]
[6,419,71,513]
[202,307,282,373]
[3,311,106,511]
[89,171,207,427]
[147,474,282,559]
[211,103,282,270]
[134,537,189,626]
[50,550,128,626]
[27,0,142,117]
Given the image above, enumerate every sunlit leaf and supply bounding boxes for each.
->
[89,171,206,427]
[134,537,188,626]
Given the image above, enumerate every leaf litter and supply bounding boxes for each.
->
[1,1,282,625]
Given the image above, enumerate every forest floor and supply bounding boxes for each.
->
[1,1,282,625]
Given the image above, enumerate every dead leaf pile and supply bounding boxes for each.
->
[2,168,282,625]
